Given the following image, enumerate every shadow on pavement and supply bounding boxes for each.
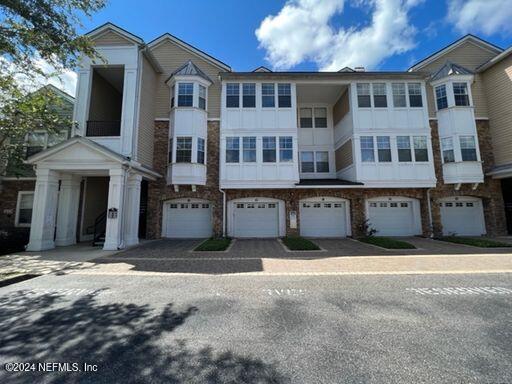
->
[0,290,289,383]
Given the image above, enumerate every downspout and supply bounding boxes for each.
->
[426,188,434,238]
[219,187,226,237]
[118,165,131,250]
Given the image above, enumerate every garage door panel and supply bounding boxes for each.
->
[165,201,212,238]
[300,202,347,237]
[233,203,279,238]
[440,199,485,236]
[368,201,418,236]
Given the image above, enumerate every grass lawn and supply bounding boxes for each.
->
[281,236,320,251]
[194,237,232,252]
[358,236,416,249]
[437,236,512,248]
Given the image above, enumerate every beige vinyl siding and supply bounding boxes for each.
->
[482,54,512,166]
[93,30,136,46]
[150,40,222,119]
[137,56,158,167]
[419,41,497,118]
[333,89,350,125]
[335,139,353,171]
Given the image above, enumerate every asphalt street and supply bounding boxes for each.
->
[0,272,511,383]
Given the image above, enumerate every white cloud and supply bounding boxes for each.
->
[447,0,512,36]
[255,0,423,71]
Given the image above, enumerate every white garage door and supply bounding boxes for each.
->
[300,201,347,237]
[164,201,212,238]
[232,202,279,238]
[368,200,418,236]
[440,198,486,236]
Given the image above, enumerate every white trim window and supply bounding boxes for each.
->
[453,82,470,106]
[300,151,314,173]
[441,137,455,163]
[460,135,477,161]
[279,136,293,162]
[278,84,291,108]
[26,130,68,158]
[408,83,423,107]
[263,136,277,162]
[16,191,34,227]
[372,83,387,108]
[314,107,327,128]
[262,83,275,108]
[242,137,256,162]
[242,83,256,108]
[198,85,206,110]
[377,136,391,162]
[357,83,371,108]
[392,83,406,108]
[197,138,205,164]
[226,83,240,108]
[397,136,412,162]
[435,84,448,110]
[315,151,329,172]
[300,106,327,128]
[177,83,194,107]
[413,136,429,162]
[299,108,313,128]
[226,137,240,163]
[360,136,375,162]
[176,137,192,162]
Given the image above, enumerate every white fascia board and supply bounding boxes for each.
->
[166,74,212,87]
[430,74,474,87]
[477,46,512,72]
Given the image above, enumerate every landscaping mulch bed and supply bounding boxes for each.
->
[281,237,320,251]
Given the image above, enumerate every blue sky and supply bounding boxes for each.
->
[79,0,512,72]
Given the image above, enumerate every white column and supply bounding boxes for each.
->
[103,168,126,251]
[123,173,142,247]
[26,169,60,251]
[55,174,82,246]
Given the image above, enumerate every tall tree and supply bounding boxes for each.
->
[0,0,106,175]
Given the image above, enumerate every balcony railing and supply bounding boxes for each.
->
[86,121,121,137]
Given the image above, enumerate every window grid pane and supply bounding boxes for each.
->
[226,137,239,163]
[242,83,256,108]
[197,138,205,164]
[360,136,374,162]
[262,83,275,108]
[413,136,428,162]
[314,107,327,128]
[441,137,455,163]
[377,136,391,162]
[397,136,412,162]
[279,136,293,162]
[460,135,477,161]
[263,136,276,162]
[178,83,193,107]
[357,83,371,108]
[315,151,329,172]
[198,85,206,110]
[435,85,448,110]
[243,137,256,162]
[176,137,192,162]
[226,83,239,108]
[373,83,387,108]
[408,83,423,107]
[301,151,314,173]
[392,83,406,107]
[453,82,469,106]
[278,84,291,108]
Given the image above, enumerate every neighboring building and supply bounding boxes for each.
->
[0,85,73,239]
[2,23,511,252]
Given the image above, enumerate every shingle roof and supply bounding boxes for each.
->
[167,60,213,83]
[431,61,473,81]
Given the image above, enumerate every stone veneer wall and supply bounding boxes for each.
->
[0,180,36,233]
[146,120,223,238]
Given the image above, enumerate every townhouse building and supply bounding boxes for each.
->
[1,23,511,251]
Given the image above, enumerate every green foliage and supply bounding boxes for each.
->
[358,236,416,249]
[281,236,320,251]
[0,0,106,174]
[437,236,512,248]
[194,238,232,252]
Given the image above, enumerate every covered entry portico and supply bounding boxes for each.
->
[25,137,159,251]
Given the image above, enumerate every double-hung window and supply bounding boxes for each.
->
[26,132,46,157]
[435,85,448,110]
[377,136,391,162]
[314,108,327,127]
[441,137,455,163]
[413,136,429,162]
[315,152,329,172]
[263,136,276,162]
[392,83,406,107]
[408,83,423,107]
[177,83,193,107]
[176,137,192,162]
[397,136,412,162]
[299,108,313,128]
[198,85,206,110]
[360,136,375,162]
[278,84,291,107]
[226,137,240,163]
[460,135,477,161]
[16,192,34,227]
[373,83,387,107]
[226,83,239,108]
[453,82,470,106]
[357,83,371,107]
[243,83,256,108]
[197,138,205,164]
[243,137,256,162]
[262,83,275,107]
[300,152,314,173]
[279,136,293,162]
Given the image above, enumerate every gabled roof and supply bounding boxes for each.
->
[166,60,213,83]
[338,67,355,72]
[33,84,74,104]
[477,44,512,72]
[85,22,144,45]
[431,61,473,81]
[409,34,503,72]
[147,33,231,71]
[253,66,272,72]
